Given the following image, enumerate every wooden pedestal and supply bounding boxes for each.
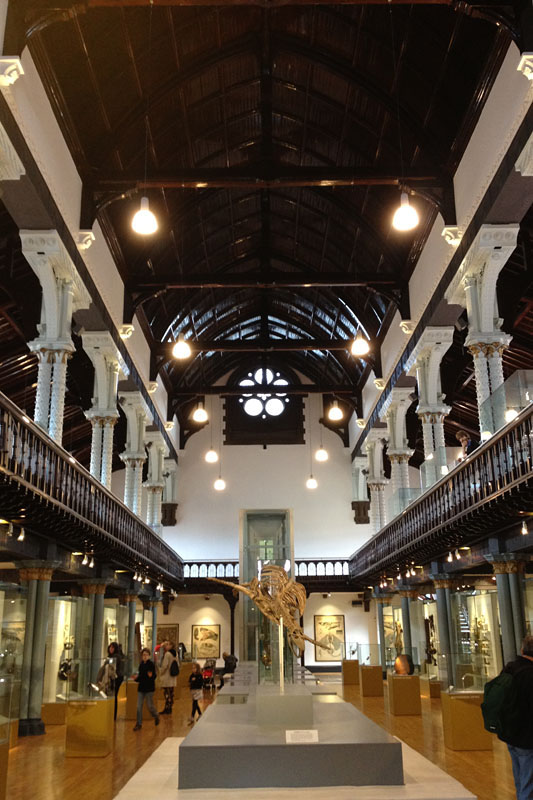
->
[359,665,384,697]
[342,660,360,685]
[440,691,493,751]
[42,702,67,725]
[125,681,164,720]
[420,677,441,698]
[387,674,421,715]
[0,739,7,800]
[65,698,114,757]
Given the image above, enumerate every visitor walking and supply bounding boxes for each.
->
[159,640,179,714]
[188,661,203,724]
[107,641,125,720]
[133,647,160,731]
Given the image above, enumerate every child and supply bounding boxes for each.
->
[133,647,160,731]
[188,661,203,724]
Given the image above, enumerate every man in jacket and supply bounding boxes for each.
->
[217,651,238,689]
[133,648,160,731]
[501,635,533,800]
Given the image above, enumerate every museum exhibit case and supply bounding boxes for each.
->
[0,581,26,737]
[449,587,503,686]
[239,510,294,683]
[0,675,15,800]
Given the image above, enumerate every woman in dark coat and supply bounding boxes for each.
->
[107,641,125,720]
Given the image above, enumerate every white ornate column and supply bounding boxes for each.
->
[365,427,389,533]
[351,455,370,524]
[406,327,454,486]
[119,391,150,516]
[144,428,168,534]
[82,332,122,487]
[446,225,519,436]
[22,232,90,445]
[380,384,414,513]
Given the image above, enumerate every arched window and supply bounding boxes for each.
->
[308,563,316,577]
[334,562,343,576]
[317,562,325,576]
[199,564,208,578]
[226,564,234,578]
[217,564,225,577]
[191,564,199,578]
[299,563,307,577]
[325,562,334,575]
[207,564,216,578]
[184,564,190,578]
[342,562,349,576]
[235,564,239,578]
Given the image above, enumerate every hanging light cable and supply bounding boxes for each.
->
[131,4,158,236]
[214,398,226,491]
[205,396,219,463]
[306,406,318,489]
[389,5,419,233]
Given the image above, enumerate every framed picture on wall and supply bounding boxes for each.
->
[191,624,220,659]
[156,624,179,648]
[314,614,345,662]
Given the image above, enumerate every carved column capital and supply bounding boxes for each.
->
[118,594,138,605]
[19,567,54,582]
[432,578,453,590]
[81,583,107,595]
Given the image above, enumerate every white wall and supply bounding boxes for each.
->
[161,593,231,668]
[160,395,369,561]
[303,592,377,667]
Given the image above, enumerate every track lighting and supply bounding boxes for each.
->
[350,334,370,357]
[172,334,191,360]
[132,196,158,235]
[306,476,318,490]
[521,520,529,536]
[392,191,419,232]
[397,571,401,581]
[82,554,89,566]
[410,567,415,577]
[89,556,94,568]
[17,527,25,542]
[327,401,343,422]
[455,549,461,560]
[192,402,208,423]
[144,576,150,584]
[447,551,453,562]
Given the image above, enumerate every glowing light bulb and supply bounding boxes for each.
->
[172,335,191,359]
[89,556,94,568]
[17,527,25,542]
[214,478,226,491]
[82,554,89,566]
[521,521,529,536]
[505,408,519,423]
[306,476,318,489]
[481,430,492,442]
[392,192,419,232]
[315,447,329,462]
[351,334,370,357]
[447,551,453,562]
[328,401,343,421]
[205,449,219,463]
[131,196,158,235]
[192,404,208,423]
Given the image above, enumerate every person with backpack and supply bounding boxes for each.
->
[159,640,179,714]
[482,634,533,800]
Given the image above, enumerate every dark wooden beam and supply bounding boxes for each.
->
[173,384,358,396]
[129,274,401,290]
[95,166,442,191]
[43,0,454,8]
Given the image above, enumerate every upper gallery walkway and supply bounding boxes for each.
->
[0,390,183,588]
[349,403,533,585]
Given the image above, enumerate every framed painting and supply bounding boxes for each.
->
[191,624,220,659]
[314,614,345,662]
[156,624,179,648]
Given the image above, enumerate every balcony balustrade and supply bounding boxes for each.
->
[350,404,533,582]
[183,559,350,582]
[0,391,183,585]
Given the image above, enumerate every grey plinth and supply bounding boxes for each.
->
[256,685,314,727]
[179,687,403,789]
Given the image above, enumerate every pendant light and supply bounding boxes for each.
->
[327,400,343,422]
[131,4,158,236]
[315,422,328,462]
[172,334,192,360]
[214,398,226,491]
[205,397,219,463]
[389,4,419,234]
[306,407,318,489]
[392,192,419,232]
[192,401,208,423]
[350,332,370,357]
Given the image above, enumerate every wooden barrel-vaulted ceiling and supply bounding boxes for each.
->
[1,0,531,460]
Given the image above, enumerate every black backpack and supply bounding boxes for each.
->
[170,658,180,677]
[481,672,521,739]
